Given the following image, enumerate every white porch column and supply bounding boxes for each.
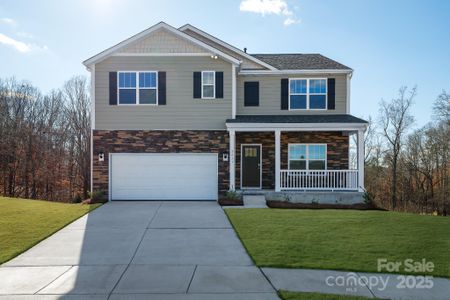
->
[229,130,236,191]
[275,130,281,192]
[357,129,365,191]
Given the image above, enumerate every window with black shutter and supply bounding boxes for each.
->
[244,81,259,106]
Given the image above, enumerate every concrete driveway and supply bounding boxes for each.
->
[0,201,278,299]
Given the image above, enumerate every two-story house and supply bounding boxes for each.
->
[83,22,367,202]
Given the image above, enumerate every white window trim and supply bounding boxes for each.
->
[201,70,215,99]
[117,71,158,106]
[288,143,327,170]
[288,78,327,111]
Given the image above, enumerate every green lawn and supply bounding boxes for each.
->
[225,209,450,278]
[279,291,370,300]
[0,196,100,264]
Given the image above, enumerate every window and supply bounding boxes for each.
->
[289,144,326,170]
[118,72,136,104]
[139,72,157,104]
[289,78,327,110]
[201,71,215,99]
[118,71,158,105]
[244,81,259,106]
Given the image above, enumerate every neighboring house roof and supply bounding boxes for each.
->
[83,22,241,67]
[250,54,352,70]
[226,114,368,124]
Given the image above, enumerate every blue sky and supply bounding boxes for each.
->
[0,0,449,126]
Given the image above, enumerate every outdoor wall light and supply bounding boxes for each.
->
[223,153,229,161]
[99,152,104,162]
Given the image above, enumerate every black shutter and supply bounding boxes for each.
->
[244,82,259,106]
[158,71,166,105]
[193,72,201,98]
[109,72,117,105]
[327,78,335,110]
[215,71,223,98]
[281,78,289,110]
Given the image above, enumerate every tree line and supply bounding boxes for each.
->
[363,87,449,215]
[0,76,448,214]
[0,76,90,202]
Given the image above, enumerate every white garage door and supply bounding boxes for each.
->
[110,153,218,201]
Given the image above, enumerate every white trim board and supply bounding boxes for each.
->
[83,22,240,67]
[179,24,277,71]
[239,69,353,75]
[226,122,368,132]
[112,53,212,57]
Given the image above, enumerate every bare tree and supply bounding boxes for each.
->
[433,90,449,123]
[379,86,416,209]
[63,76,91,199]
[0,76,91,202]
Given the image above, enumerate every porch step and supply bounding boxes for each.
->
[243,195,267,208]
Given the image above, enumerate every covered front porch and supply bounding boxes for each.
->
[226,115,368,193]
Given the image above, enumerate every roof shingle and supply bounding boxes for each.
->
[250,54,351,70]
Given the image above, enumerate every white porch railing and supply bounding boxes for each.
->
[280,169,359,191]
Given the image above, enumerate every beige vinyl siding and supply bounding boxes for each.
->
[95,56,231,130]
[119,28,205,54]
[236,74,347,115]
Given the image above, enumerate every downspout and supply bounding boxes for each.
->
[87,65,95,195]
[346,71,353,114]
[231,64,238,119]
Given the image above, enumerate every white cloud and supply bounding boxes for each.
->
[239,0,300,26]
[284,17,299,26]
[0,17,17,26]
[16,31,34,38]
[0,33,48,53]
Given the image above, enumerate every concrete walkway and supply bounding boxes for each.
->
[0,201,279,299]
[263,267,450,300]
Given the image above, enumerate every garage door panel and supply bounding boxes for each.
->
[111,153,218,200]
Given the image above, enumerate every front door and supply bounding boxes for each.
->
[241,145,261,188]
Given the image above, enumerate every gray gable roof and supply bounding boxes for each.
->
[250,54,351,70]
[226,114,368,124]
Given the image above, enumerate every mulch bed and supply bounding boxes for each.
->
[267,200,382,210]
[218,198,243,206]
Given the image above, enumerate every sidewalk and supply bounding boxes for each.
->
[262,268,450,300]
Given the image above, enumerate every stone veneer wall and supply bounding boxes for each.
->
[236,132,276,189]
[93,130,229,199]
[92,130,349,199]
[281,131,349,170]
[235,131,349,190]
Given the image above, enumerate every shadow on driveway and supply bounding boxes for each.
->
[0,201,278,299]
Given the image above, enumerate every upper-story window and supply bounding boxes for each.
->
[118,71,158,105]
[289,78,327,110]
[201,71,215,99]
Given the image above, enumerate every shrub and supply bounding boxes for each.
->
[88,190,106,202]
[363,189,375,205]
[72,194,82,203]
[225,191,241,201]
